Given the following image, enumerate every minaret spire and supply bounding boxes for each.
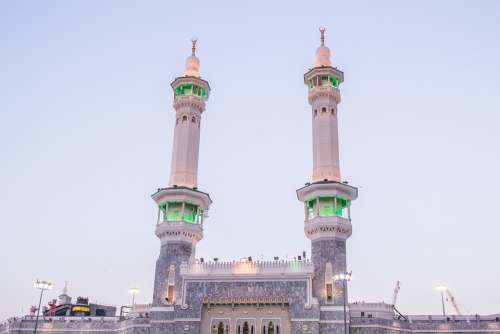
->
[319,27,326,46]
[315,27,332,67]
[184,38,201,77]
[191,37,197,56]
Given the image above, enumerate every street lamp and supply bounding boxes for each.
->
[128,287,140,307]
[333,272,352,334]
[436,285,448,317]
[33,280,52,334]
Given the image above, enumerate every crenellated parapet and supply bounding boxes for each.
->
[180,259,314,278]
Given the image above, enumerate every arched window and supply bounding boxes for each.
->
[262,326,266,334]
[237,325,241,334]
[251,325,254,334]
[331,108,335,115]
[226,325,229,334]
[322,107,326,113]
[182,115,187,122]
[314,110,317,117]
[268,321,274,334]
[243,322,249,334]
[191,116,196,123]
[217,322,224,334]
[276,325,279,334]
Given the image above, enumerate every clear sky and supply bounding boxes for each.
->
[1,0,499,320]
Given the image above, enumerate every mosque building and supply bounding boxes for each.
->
[1,29,498,334]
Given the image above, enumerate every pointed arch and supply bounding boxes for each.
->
[217,322,224,334]
[242,321,249,334]
[268,321,274,334]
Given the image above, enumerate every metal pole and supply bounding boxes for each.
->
[33,289,44,334]
[131,292,135,306]
[343,279,347,334]
[441,290,446,317]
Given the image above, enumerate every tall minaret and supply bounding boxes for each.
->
[168,38,205,189]
[151,39,212,307]
[296,28,358,331]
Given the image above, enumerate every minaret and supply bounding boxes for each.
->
[296,28,358,328]
[58,281,71,305]
[151,39,212,307]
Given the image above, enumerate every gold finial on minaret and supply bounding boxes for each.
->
[319,27,326,46]
[191,37,198,56]
[184,37,200,77]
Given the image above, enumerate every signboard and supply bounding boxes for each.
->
[71,305,90,314]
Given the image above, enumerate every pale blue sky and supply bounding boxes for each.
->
[1,0,499,320]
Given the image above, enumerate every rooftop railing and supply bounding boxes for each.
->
[180,259,314,277]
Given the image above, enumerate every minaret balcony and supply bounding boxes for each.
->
[152,187,212,239]
[304,66,344,84]
[171,76,210,99]
[173,94,206,112]
[304,216,352,241]
[155,220,203,245]
[308,85,341,104]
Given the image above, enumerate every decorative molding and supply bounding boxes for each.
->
[304,217,352,241]
[155,221,203,245]
[180,260,314,277]
[151,187,212,209]
[308,86,341,105]
[150,306,174,312]
[181,277,313,310]
[296,182,358,202]
[350,324,500,333]
[320,305,346,312]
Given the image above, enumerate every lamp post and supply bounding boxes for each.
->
[128,287,140,307]
[333,272,352,334]
[33,280,52,334]
[436,286,448,317]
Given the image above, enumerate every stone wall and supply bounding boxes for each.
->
[0,317,150,334]
[311,238,347,306]
[2,312,499,334]
[153,240,194,306]
[350,316,500,334]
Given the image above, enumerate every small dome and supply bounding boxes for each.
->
[184,38,200,77]
[315,45,331,67]
[184,54,200,77]
[314,27,332,67]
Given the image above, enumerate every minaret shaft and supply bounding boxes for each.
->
[312,97,341,182]
[169,106,201,188]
